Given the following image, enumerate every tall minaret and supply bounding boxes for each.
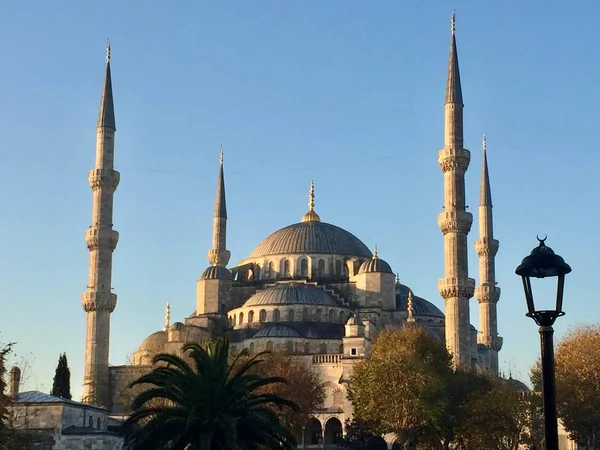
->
[474,135,502,374]
[207,148,231,267]
[437,13,476,367]
[81,43,120,407]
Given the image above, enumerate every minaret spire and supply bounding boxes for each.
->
[301,180,321,222]
[207,148,230,266]
[407,290,416,323]
[164,301,171,331]
[82,44,120,407]
[437,13,475,368]
[475,134,502,374]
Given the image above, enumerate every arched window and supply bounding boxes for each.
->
[88,416,93,428]
[273,309,281,321]
[335,260,342,275]
[285,341,294,354]
[249,342,255,353]
[304,342,310,354]
[248,310,254,323]
[255,264,261,280]
[339,311,346,324]
[302,308,309,321]
[300,258,308,277]
[314,309,322,322]
[259,309,267,322]
[283,259,290,277]
[318,259,325,276]
[239,312,244,324]
[288,309,295,322]
[343,262,349,277]
[319,343,327,354]
[233,315,237,326]
[338,344,344,353]
[268,262,274,278]
[266,341,273,352]
[328,309,335,322]
[97,418,101,429]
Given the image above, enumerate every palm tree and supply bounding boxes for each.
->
[123,336,299,450]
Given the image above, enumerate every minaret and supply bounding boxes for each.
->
[437,13,476,367]
[474,135,502,374]
[81,43,120,407]
[207,148,231,267]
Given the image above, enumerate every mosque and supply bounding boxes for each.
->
[79,15,504,447]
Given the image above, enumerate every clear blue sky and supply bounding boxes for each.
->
[1,1,598,398]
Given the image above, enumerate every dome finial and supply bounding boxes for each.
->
[219,145,224,166]
[106,39,111,63]
[407,290,416,323]
[373,245,378,258]
[482,133,486,153]
[396,273,400,284]
[451,10,456,34]
[301,180,321,222]
[164,301,171,331]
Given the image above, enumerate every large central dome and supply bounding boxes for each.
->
[248,221,372,259]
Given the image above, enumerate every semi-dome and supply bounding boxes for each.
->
[138,331,167,352]
[358,247,393,274]
[248,221,372,259]
[243,283,338,307]
[254,325,301,338]
[200,265,232,280]
[396,283,444,318]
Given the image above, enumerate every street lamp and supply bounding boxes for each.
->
[515,236,571,450]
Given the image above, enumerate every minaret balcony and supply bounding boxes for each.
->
[474,237,499,257]
[85,228,119,251]
[474,284,501,303]
[477,334,503,352]
[437,147,471,173]
[88,168,120,191]
[81,291,117,313]
[438,277,475,299]
[438,210,472,235]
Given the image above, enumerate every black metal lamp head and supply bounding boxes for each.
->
[515,236,572,326]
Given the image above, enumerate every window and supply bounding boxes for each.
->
[266,341,273,352]
[339,311,346,323]
[255,264,261,280]
[319,343,327,354]
[259,309,267,322]
[318,259,325,276]
[288,309,295,322]
[335,260,342,275]
[248,310,254,323]
[239,312,244,324]
[232,315,237,326]
[282,259,290,277]
[97,418,101,429]
[300,258,308,277]
[328,309,335,322]
[273,309,281,321]
[286,341,294,354]
[249,342,255,353]
[302,308,309,321]
[351,348,357,356]
[268,262,274,278]
[88,416,93,428]
[314,309,322,322]
[304,342,310,354]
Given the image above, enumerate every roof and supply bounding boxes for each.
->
[247,221,372,259]
[358,257,393,274]
[14,391,106,410]
[254,325,301,338]
[97,61,116,129]
[230,321,344,342]
[138,330,167,352]
[243,283,338,307]
[395,283,445,318]
[200,265,232,280]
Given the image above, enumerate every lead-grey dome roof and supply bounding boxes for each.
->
[200,265,232,280]
[244,283,338,307]
[358,257,393,274]
[248,221,372,258]
[395,283,444,318]
[254,325,301,338]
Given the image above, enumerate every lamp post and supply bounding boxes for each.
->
[515,237,571,450]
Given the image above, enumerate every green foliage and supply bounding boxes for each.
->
[338,417,379,450]
[531,324,600,449]
[123,336,299,450]
[50,353,71,400]
[0,343,13,439]
[349,327,453,445]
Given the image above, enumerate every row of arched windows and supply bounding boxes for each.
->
[87,416,102,429]
[252,257,350,281]
[247,341,343,355]
[230,308,347,326]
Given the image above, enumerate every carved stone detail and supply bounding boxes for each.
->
[438,277,475,299]
[477,334,504,352]
[474,285,501,303]
[474,237,499,257]
[88,169,120,191]
[85,228,119,251]
[437,147,471,173]
[81,291,117,313]
[438,211,473,235]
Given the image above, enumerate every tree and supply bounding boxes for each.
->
[531,324,600,449]
[339,417,380,450]
[123,336,299,450]
[0,342,14,444]
[348,327,453,448]
[243,352,325,435]
[50,353,71,400]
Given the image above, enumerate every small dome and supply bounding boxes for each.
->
[504,377,530,393]
[138,331,167,352]
[396,283,444,318]
[254,325,301,338]
[358,251,393,274]
[345,314,364,326]
[170,322,185,330]
[243,283,338,307]
[200,265,232,280]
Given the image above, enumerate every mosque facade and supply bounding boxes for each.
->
[80,16,504,447]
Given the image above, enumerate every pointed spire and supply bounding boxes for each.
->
[97,41,116,130]
[214,146,227,219]
[373,245,378,259]
[301,180,321,222]
[164,301,171,331]
[407,290,416,323]
[396,273,400,285]
[445,11,463,105]
[480,134,492,206]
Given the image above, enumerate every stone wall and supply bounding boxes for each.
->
[54,434,123,450]
[109,365,152,415]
